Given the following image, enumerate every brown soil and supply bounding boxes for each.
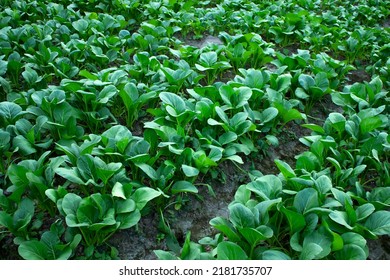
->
[347,69,371,84]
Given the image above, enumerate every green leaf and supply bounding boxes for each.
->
[356,203,375,221]
[61,193,82,216]
[360,116,383,134]
[209,217,240,242]
[181,165,200,177]
[0,101,24,123]
[329,211,353,229]
[159,92,186,116]
[300,243,323,260]
[197,51,217,68]
[279,206,306,234]
[229,203,255,228]
[219,131,237,145]
[259,107,278,123]
[112,182,126,199]
[275,159,295,178]
[22,67,40,85]
[217,241,248,260]
[315,175,332,194]
[94,157,122,185]
[239,226,273,246]
[364,211,390,235]
[328,112,346,132]
[132,187,161,210]
[154,250,179,260]
[117,210,141,229]
[302,231,332,259]
[135,163,158,181]
[18,240,47,260]
[262,250,291,260]
[171,181,198,194]
[335,244,367,260]
[98,85,117,104]
[55,168,85,185]
[296,151,320,172]
[72,19,89,33]
[115,199,136,214]
[331,188,353,207]
[342,232,367,247]
[298,74,315,91]
[293,188,319,214]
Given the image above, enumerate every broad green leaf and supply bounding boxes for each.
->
[356,204,375,221]
[259,107,278,123]
[296,151,320,172]
[239,226,273,246]
[217,241,248,260]
[181,165,200,177]
[280,206,306,234]
[262,250,291,260]
[0,101,24,123]
[234,185,251,204]
[360,116,383,134]
[55,167,85,185]
[315,175,332,194]
[219,131,237,145]
[72,19,89,33]
[98,85,117,104]
[229,203,255,228]
[112,182,126,199]
[115,199,136,214]
[329,211,353,229]
[171,181,198,194]
[154,250,179,260]
[159,92,186,116]
[209,217,240,242]
[95,159,122,185]
[275,159,295,178]
[117,210,141,229]
[62,193,82,216]
[293,188,319,214]
[135,163,158,181]
[364,211,390,235]
[367,187,390,206]
[342,232,367,248]
[198,51,217,68]
[302,231,331,259]
[300,243,323,260]
[335,244,367,260]
[331,188,353,207]
[22,67,40,85]
[298,74,315,91]
[328,112,346,132]
[18,240,47,260]
[247,175,282,200]
[132,187,162,210]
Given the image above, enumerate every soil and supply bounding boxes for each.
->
[178,34,224,49]
[368,236,390,260]
[347,69,371,84]
[0,234,21,260]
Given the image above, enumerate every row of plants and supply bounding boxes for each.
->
[157,76,389,260]
[0,0,389,259]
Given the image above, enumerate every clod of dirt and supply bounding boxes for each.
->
[368,236,390,260]
[183,35,223,49]
[347,69,371,83]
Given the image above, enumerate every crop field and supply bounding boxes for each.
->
[0,0,389,260]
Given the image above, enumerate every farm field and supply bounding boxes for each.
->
[0,0,389,260]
